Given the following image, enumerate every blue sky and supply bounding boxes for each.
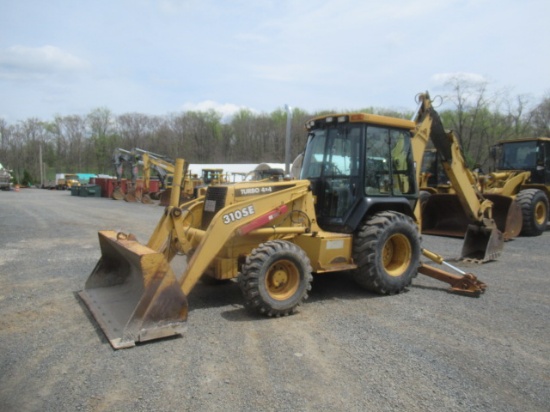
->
[1,0,549,122]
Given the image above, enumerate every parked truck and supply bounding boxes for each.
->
[55,173,80,190]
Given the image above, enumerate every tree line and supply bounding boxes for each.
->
[1,79,549,186]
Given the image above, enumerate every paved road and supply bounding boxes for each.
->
[0,188,548,411]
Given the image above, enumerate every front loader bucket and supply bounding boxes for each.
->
[422,193,522,240]
[421,194,471,237]
[461,224,503,263]
[483,194,523,240]
[78,230,188,349]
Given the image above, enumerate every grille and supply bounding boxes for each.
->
[201,186,228,229]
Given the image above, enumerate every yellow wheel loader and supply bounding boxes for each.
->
[483,137,550,236]
[412,95,522,249]
[79,93,487,349]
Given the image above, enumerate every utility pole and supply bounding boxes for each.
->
[284,104,293,175]
[39,143,44,188]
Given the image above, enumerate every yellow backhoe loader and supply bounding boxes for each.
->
[136,148,200,206]
[79,92,487,349]
[412,95,522,248]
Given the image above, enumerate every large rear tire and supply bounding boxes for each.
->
[353,211,420,294]
[238,240,313,317]
[517,189,548,236]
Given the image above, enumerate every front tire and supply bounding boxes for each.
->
[238,240,313,317]
[353,211,420,294]
[517,189,548,236]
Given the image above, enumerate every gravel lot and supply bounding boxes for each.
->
[0,188,548,412]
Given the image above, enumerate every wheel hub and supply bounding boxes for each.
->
[271,268,289,288]
[535,201,547,225]
[383,234,412,277]
[266,260,300,300]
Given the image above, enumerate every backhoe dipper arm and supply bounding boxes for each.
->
[136,148,179,190]
[412,93,492,223]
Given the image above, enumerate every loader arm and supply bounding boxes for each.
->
[484,170,531,196]
[177,181,315,295]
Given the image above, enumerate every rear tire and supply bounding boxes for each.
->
[238,240,313,317]
[517,189,548,236]
[353,211,420,294]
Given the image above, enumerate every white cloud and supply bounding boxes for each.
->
[0,45,89,80]
[181,100,255,122]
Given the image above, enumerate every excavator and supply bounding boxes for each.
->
[79,91,487,349]
[112,148,141,202]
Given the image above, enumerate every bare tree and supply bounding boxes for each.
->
[530,93,550,136]
[116,113,159,150]
[87,108,117,173]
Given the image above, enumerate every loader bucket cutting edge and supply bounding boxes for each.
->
[461,224,503,263]
[78,230,188,349]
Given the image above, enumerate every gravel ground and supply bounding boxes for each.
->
[0,188,549,412]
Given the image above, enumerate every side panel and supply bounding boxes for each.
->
[293,232,356,273]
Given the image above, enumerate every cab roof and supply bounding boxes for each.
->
[305,113,415,131]
[496,137,550,144]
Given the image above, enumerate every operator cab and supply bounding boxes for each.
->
[492,138,550,185]
[301,114,418,233]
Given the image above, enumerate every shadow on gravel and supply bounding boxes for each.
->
[189,270,385,313]
[72,271,412,340]
[307,271,383,303]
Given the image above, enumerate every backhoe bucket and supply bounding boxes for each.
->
[159,189,192,207]
[159,188,172,206]
[78,230,188,349]
[461,224,503,263]
[112,185,124,200]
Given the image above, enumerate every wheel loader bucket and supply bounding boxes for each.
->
[461,224,503,263]
[482,194,523,240]
[421,194,472,237]
[78,230,188,349]
[421,193,505,262]
[421,193,522,240]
